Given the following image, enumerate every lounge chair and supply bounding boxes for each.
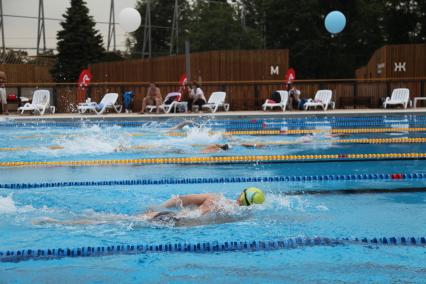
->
[202,91,229,113]
[77,93,122,115]
[18,89,51,115]
[146,92,183,113]
[383,88,410,109]
[304,90,333,111]
[262,90,289,111]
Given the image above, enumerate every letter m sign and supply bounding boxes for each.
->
[270,66,279,76]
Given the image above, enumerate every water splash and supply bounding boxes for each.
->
[0,194,17,214]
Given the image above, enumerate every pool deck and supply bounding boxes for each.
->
[2,108,426,121]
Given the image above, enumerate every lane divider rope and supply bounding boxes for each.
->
[1,236,425,263]
[3,137,426,152]
[1,152,426,168]
[1,115,426,128]
[167,127,426,136]
[1,172,425,189]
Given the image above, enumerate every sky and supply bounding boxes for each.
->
[3,0,138,54]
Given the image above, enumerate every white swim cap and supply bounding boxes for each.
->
[182,125,190,132]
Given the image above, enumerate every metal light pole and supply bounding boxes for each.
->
[107,0,116,52]
[36,0,46,55]
[142,0,152,58]
[169,0,179,55]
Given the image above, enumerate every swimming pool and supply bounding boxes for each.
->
[1,114,426,283]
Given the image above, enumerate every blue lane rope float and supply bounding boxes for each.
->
[1,172,425,190]
[1,236,425,263]
[1,115,426,129]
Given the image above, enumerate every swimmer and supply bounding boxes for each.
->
[200,143,231,153]
[169,120,201,130]
[34,188,265,227]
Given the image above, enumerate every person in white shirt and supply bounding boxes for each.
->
[188,81,206,112]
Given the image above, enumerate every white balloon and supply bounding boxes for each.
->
[118,8,141,32]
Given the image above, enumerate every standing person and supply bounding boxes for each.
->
[140,82,162,114]
[0,71,8,115]
[188,81,206,112]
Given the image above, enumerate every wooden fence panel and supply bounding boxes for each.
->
[90,49,289,83]
[0,64,53,83]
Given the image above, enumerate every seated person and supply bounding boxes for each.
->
[34,188,265,227]
[188,81,206,112]
[287,84,305,110]
[140,82,162,114]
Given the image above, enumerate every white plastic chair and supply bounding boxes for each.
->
[18,89,51,115]
[146,92,182,113]
[304,90,333,111]
[262,90,288,111]
[202,92,229,113]
[77,93,122,115]
[383,88,410,109]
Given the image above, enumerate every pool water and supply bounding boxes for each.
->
[1,115,426,283]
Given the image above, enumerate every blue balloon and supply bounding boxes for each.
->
[324,11,346,34]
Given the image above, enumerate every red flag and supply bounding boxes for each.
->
[284,68,296,84]
[178,73,187,86]
[78,69,92,88]
[77,69,93,103]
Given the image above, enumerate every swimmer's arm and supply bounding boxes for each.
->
[161,194,216,208]
[170,120,194,130]
[239,143,265,148]
[200,145,220,153]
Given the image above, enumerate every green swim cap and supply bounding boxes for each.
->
[239,187,265,206]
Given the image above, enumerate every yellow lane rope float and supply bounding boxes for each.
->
[1,152,425,168]
[2,137,426,152]
[167,127,426,136]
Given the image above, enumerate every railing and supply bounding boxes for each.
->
[5,78,426,113]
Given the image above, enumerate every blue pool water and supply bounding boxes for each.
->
[1,115,426,283]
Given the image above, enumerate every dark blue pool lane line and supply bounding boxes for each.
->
[1,115,426,129]
[1,172,426,190]
[1,236,425,263]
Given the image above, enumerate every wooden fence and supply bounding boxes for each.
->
[6,78,426,113]
[90,49,289,83]
[356,44,426,79]
[0,64,52,83]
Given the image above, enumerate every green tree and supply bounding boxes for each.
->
[189,0,260,52]
[243,0,387,78]
[419,0,426,42]
[51,0,104,82]
[384,0,420,44]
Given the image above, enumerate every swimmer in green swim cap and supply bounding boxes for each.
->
[237,187,266,206]
[34,188,265,227]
